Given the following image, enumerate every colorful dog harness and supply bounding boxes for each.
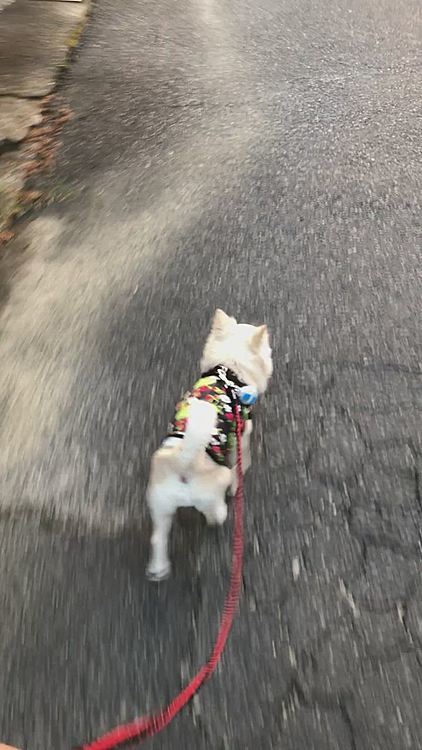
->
[167,366,252,467]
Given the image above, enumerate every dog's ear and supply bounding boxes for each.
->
[211,309,237,337]
[250,325,268,352]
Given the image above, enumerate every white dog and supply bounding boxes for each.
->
[146,309,273,580]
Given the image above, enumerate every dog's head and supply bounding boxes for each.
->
[200,309,273,394]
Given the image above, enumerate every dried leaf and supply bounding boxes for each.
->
[0,230,16,245]
[20,190,42,203]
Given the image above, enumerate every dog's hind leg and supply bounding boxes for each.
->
[197,465,231,526]
[203,496,228,526]
[146,504,174,581]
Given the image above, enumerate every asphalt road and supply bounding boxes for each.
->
[1,0,422,748]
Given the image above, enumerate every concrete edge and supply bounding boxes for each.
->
[0,0,91,243]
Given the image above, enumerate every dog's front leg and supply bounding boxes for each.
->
[147,509,173,581]
[229,421,252,495]
[241,421,252,473]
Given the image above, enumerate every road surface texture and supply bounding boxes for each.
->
[1,0,422,748]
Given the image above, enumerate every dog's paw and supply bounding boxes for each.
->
[146,562,171,582]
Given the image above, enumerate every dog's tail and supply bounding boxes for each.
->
[178,398,217,471]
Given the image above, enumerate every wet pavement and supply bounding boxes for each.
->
[0,0,422,748]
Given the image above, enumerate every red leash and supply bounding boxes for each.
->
[79,404,245,750]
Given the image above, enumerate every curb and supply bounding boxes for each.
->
[0,0,91,244]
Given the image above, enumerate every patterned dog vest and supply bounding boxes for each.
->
[167,366,252,467]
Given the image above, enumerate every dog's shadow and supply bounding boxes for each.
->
[124,503,223,604]
[116,507,229,704]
